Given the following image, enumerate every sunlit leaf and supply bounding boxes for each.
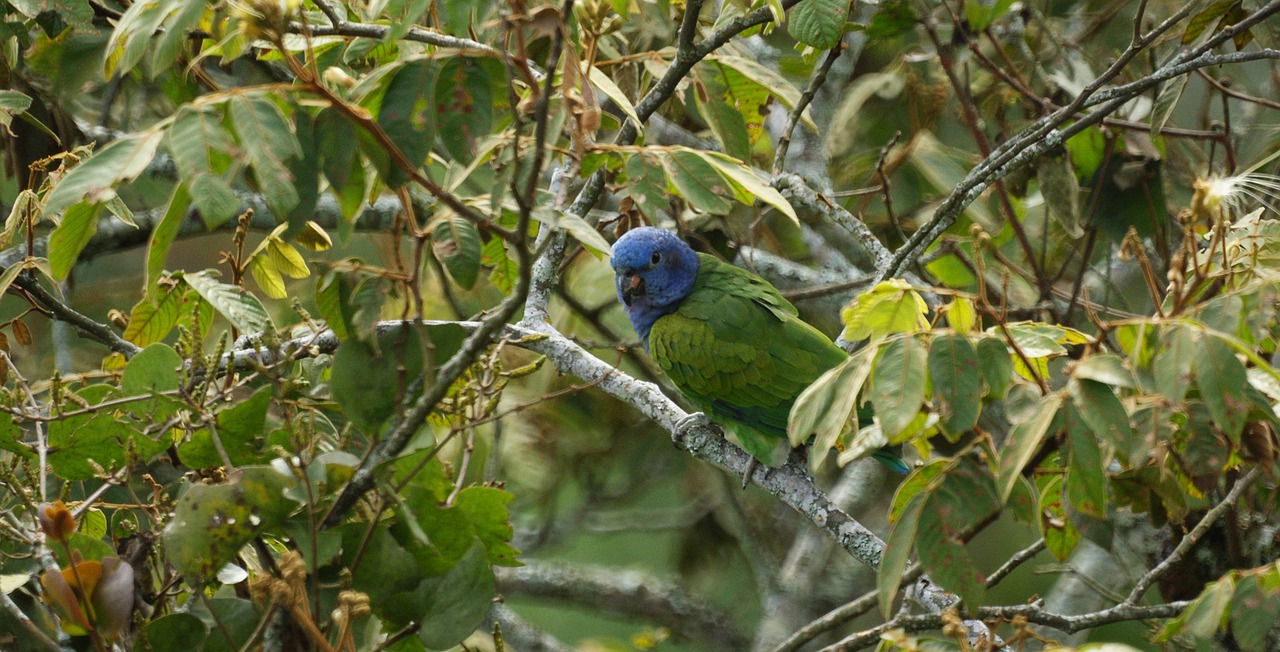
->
[124,284,182,346]
[47,201,101,280]
[841,279,929,341]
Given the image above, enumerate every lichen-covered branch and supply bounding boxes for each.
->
[885,0,1280,279]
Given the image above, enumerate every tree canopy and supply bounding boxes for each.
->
[1,0,1280,650]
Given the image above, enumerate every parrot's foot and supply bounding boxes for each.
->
[740,458,773,489]
[675,412,714,434]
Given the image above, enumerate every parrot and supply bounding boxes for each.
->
[610,226,909,475]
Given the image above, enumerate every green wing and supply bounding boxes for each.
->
[648,254,846,441]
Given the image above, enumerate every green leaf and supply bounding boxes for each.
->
[250,254,286,299]
[414,543,497,650]
[43,131,163,217]
[182,271,275,334]
[0,411,33,459]
[711,55,816,130]
[1195,334,1249,443]
[944,296,977,333]
[788,0,849,49]
[661,149,734,215]
[342,526,423,618]
[179,387,272,468]
[1,189,37,250]
[1156,575,1235,641]
[166,106,239,227]
[121,343,181,396]
[870,336,926,439]
[285,110,321,234]
[841,279,929,341]
[996,392,1063,502]
[267,238,309,278]
[928,334,981,436]
[1153,325,1195,403]
[330,327,426,431]
[693,68,753,160]
[964,0,1014,32]
[1037,152,1082,238]
[143,613,208,651]
[200,598,261,652]
[623,152,669,219]
[878,493,923,617]
[701,151,799,224]
[435,57,497,161]
[1065,404,1107,518]
[589,65,641,130]
[146,184,189,294]
[47,202,101,280]
[0,90,32,131]
[454,487,522,567]
[163,465,299,585]
[432,216,482,289]
[1068,378,1133,465]
[1182,0,1239,44]
[1072,353,1136,388]
[229,96,300,219]
[482,236,517,294]
[976,336,1014,400]
[147,0,205,76]
[1231,574,1280,651]
[533,209,612,257]
[1039,476,1079,561]
[789,347,873,450]
[104,0,183,78]
[378,59,436,187]
[47,386,132,480]
[916,501,985,608]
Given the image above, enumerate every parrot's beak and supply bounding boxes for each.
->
[621,274,643,306]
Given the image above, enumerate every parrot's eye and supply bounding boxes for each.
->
[650,251,662,265]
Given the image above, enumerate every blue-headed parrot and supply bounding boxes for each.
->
[610,227,908,475]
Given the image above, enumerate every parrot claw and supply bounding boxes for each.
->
[740,458,772,489]
[675,412,713,433]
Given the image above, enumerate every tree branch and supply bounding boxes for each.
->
[495,562,747,649]
[884,0,1280,280]
[1124,468,1261,604]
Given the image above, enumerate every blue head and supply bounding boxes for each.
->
[610,227,700,343]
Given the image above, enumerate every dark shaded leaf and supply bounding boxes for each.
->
[928,333,981,436]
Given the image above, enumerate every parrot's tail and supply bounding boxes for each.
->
[873,447,910,475]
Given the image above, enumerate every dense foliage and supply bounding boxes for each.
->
[0,0,1279,650]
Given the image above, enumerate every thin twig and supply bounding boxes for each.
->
[772,43,842,175]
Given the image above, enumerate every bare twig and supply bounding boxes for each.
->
[772,44,842,176]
